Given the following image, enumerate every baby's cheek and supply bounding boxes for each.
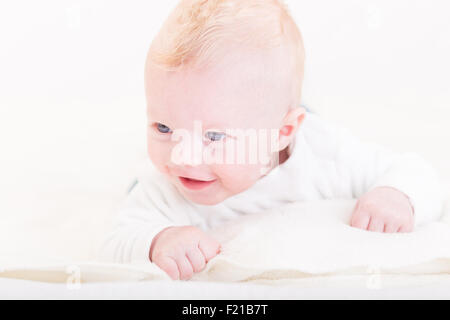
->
[147,140,172,173]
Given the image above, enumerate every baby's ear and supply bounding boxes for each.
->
[276,107,306,151]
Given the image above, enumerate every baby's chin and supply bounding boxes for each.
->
[177,187,228,206]
[185,195,225,206]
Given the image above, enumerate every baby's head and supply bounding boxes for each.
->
[145,0,306,205]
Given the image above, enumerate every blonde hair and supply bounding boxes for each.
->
[147,0,305,106]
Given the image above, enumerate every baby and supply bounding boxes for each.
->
[100,0,443,280]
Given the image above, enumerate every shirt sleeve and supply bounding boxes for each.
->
[333,124,444,227]
[98,173,179,264]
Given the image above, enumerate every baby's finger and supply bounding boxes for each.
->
[154,255,180,280]
[351,210,370,230]
[198,238,221,262]
[176,255,194,280]
[186,246,206,273]
[398,223,414,233]
[384,223,399,233]
[368,218,384,233]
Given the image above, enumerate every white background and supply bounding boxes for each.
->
[0,0,449,253]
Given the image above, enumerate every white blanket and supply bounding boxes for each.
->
[1,190,450,285]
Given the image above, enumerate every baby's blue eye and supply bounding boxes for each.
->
[156,123,172,134]
[205,131,226,142]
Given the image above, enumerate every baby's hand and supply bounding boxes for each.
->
[149,226,221,280]
[351,186,415,233]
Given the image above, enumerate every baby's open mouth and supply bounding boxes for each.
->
[179,176,217,190]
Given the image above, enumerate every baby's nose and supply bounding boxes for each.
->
[170,134,204,166]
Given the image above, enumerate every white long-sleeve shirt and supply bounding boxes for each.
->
[100,112,444,263]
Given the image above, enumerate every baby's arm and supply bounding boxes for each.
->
[99,175,221,279]
[99,181,176,263]
[330,123,444,232]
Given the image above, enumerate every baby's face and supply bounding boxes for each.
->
[145,46,295,205]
